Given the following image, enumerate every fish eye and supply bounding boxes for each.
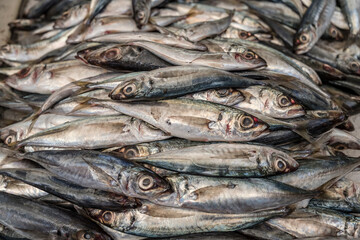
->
[125,147,139,159]
[137,11,145,20]
[16,67,31,78]
[240,115,256,129]
[5,135,16,145]
[215,89,231,97]
[333,144,347,151]
[350,62,359,71]
[239,31,248,39]
[278,95,292,107]
[300,34,308,43]
[138,174,154,191]
[101,211,114,224]
[275,159,287,171]
[76,230,94,240]
[243,50,256,60]
[122,83,137,96]
[62,11,70,18]
[104,48,119,60]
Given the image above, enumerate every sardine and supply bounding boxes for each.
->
[126,41,266,71]
[0,168,140,210]
[89,98,270,142]
[294,0,336,54]
[16,115,170,149]
[0,192,111,240]
[22,149,171,200]
[87,202,288,237]
[129,143,299,177]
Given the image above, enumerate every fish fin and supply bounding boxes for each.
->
[186,6,204,18]
[0,146,24,159]
[152,24,176,36]
[168,116,215,129]
[292,129,315,143]
[81,156,121,188]
[102,146,122,152]
[16,123,72,148]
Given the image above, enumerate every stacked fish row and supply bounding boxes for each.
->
[0,0,359,239]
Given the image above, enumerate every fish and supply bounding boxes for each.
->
[0,114,83,146]
[270,157,360,191]
[0,175,48,199]
[54,2,90,29]
[88,31,207,51]
[109,66,266,101]
[132,0,152,28]
[115,138,206,159]
[0,27,77,63]
[153,174,318,214]
[24,0,59,18]
[87,202,288,237]
[87,0,112,24]
[0,168,140,210]
[267,207,360,238]
[89,98,270,142]
[167,10,234,42]
[77,44,172,71]
[129,143,299,177]
[5,60,109,94]
[339,0,360,47]
[309,177,360,213]
[185,86,305,119]
[22,149,171,200]
[125,41,266,71]
[16,115,171,149]
[294,0,336,54]
[0,192,111,240]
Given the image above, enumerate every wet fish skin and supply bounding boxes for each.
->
[0,168,140,210]
[5,60,109,94]
[88,32,207,51]
[0,175,48,199]
[173,10,234,42]
[0,192,111,240]
[267,207,360,238]
[270,157,360,191]
[25,0,59,18]
[109,66,266,101]
[339,0,360,44]
[132,0,152,28]
[153,174,317,214]
[186,86,305,119]
[54,3,90,29]
[87,0,112,24]
[294,0,336,54]
[77,44,171,71]
[89,98,270,142]
[23,150,171,200]
[126,41,267,71]
[116,138,206,159]
[87,202,288,237]
[129,143,299,177]
[16,115,171,149]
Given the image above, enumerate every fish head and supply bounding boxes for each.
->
[232,48,267,69]
[133,3,150,27]
[344,57,360,76]
[0,128,18,146]
[262,88,305,118]
[193,88,244,106]
[323,129,360,157]
[5,65,46,89]
[0,44,18,60]
[117,145,150,159]
[322,64,344,78]
[120,167,171,199]
[327,25,344,41]
[232,113,269,140]
[294,25,316,54]
[73,229,112,240]
[269,151,299,174]
[86,209,117,228]
[109,78,146,100]
[54,4,89,29]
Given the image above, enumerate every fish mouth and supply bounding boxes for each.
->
[109,88,126,100]
[287,109,305,117]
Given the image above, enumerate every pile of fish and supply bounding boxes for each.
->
[0,0,360,239]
